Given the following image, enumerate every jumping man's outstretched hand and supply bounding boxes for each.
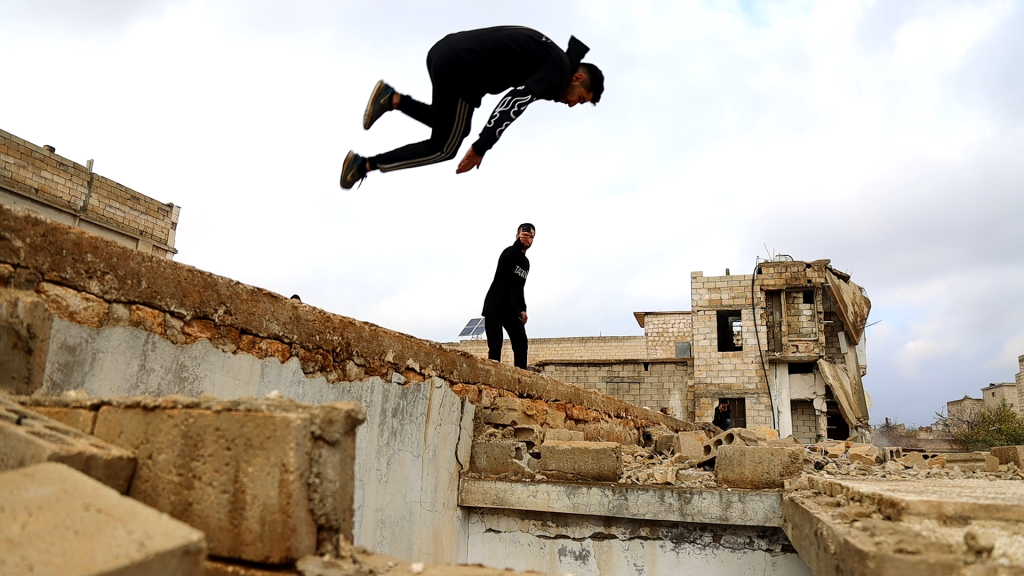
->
[520,311,528,325]
[456,147,483,174]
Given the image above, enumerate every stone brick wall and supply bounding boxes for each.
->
[643,312,693,359]
[455,336,647,366]
[0,129,179,257]
[689,271,772,428]
[790,400,817,444]
[1017,355,1024,413]
[539,361,694,420]
[785,291,818,340]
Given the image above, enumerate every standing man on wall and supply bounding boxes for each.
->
[482,224,534,370]
[340,26,604,189]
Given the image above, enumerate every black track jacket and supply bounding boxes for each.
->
[482,239,530,319]
[427,26,590,155]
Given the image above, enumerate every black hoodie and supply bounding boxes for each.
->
[428,26,591,155]
[482,239,530,318]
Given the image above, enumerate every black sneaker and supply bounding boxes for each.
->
[362,80,395,130]
[340,151,368,190]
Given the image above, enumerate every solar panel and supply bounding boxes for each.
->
[459,318,485,338]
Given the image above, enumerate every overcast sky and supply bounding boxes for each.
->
[3,0,1022,426]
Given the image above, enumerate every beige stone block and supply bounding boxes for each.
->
[699,428,761,464]
[23,405,97,434]
[991,445,1024,466]
[716,445,803,489]
[0,462,206,575]
[469,440,535,479]
[539,440,622,482]
[673,431,706,461]
[92,399,364,565]
[846,443,881,465]
[0,394,135,492]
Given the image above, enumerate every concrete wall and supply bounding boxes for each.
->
[32,314,471,563]
[464,509,811,576]
[0,128,179,258]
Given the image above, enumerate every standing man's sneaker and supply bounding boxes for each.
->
[363,80,396,130]
[340,151,368,189]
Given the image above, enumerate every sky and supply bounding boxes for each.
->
[2,0,1022,426]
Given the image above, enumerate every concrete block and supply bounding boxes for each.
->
[538,440,622,482]
[0,462,206,575]
[469,440,536,478]
[937,452,998,472]
[23,405,97,433]
[544,428,584,443]
[883,446,903,462]
[672,431,706,462]
[698,427,761,464]
[716,445,803,489]
[92,397,365,565]
[511,425,544,444]
[992,445,1024,466]
[0,393,136,492]
[654,432,676,455]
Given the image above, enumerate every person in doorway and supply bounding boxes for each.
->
[482,223,534,369]
[712,399,732,430]
[339,26,604,189]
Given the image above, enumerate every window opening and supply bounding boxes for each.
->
[717,310,743,352]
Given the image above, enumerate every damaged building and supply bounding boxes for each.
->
[4,128,1024,576]
[458,260,873,442]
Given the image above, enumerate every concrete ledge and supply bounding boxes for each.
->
[459,477,782,527]
[0,462,206,575]
[0,205,694,433]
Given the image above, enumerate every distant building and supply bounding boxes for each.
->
[0,128,179,258]
[455,257,872,441]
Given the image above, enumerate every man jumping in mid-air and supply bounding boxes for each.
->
[340,25,604,189]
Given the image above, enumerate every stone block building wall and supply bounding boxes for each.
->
[538,361,694,420]
[690,271,772,427]
[790,401,817,444]
[641,312,693,359]
[785,291,818,340]
[0,129,179,258]
[455,335,648,367]
[1018,355,1024,412]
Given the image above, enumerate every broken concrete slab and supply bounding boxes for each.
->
[941,452,1000,472]
[460,477,784,527]
[992,445,1024,467]
[0,462,206,575]
[537,440,622,482]
[847,443,881,465]
[469,440,536,478]
[0,393,135,492]
[716,445,804,489]
[785,476,1024,575]
[91,395,365,565]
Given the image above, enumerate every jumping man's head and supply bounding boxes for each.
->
[561,63,605,107]
[517,223,535,251]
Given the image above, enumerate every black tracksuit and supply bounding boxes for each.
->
[372,26,590,172]
[482,239,530,369]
